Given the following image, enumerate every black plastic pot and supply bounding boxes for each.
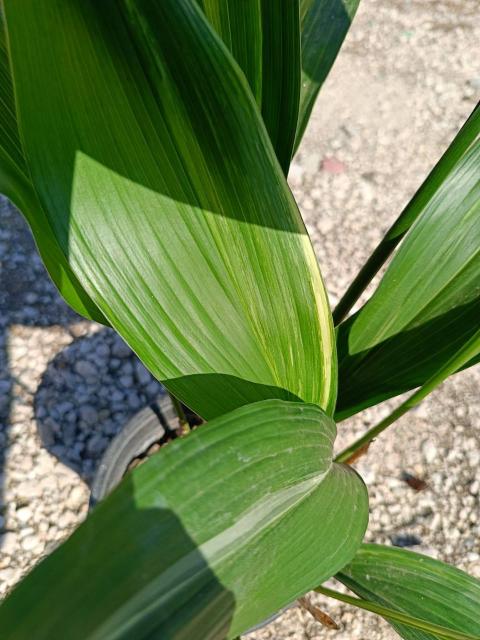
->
[90,391,179,507]
[90,390,293,633]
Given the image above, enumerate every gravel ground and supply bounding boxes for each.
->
[0,0,479,637]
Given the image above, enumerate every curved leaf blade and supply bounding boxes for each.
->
[336,126,480,419]
[295,0,361,152]
[259,0,301,173]
[0,12,107,325]
[197,0,301,174]
[196,0,263,105]
[0,400,369,639]
[338,544,480,640]
[333,104,480,324]
[4,0,336,419]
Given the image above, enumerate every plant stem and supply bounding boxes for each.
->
[332,103,480,325]
[314,585,479,640]
[335,328,480,464]
[168,392,189,434]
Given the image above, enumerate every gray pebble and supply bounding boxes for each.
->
[146,381,161,396]
[86,434,108,458]
[109,358,121,371]
[127,392,142,410]
[119,375,134,388]
[79,405,98,426]
[95,343,110,359]
[73,360,98,380]
[111,339,131,359]
[135,361,152,386]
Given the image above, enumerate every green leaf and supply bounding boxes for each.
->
[337,544,480,640]
[0,400,369,639]
[295,0,361,152]
[197,1,301,174]
[259,0,301,173]
[3,0,336,420]
[335,326,480,463]
[315,585,479,640]
[0,11,107,325]
[333,104,480,324]
[336,123,480,420]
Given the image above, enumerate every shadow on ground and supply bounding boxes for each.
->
[34,329,164,483]
[0,472,236,638]
[0,197,82,551]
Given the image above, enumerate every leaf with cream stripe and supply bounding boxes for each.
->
[0,400,368,639]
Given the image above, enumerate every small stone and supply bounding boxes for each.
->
[15,481,41,504]
[62,422,77,445]
[127,392,142,410]
[469,77,480,90]
[21,535,40,552]
[422,440,437,464]
[56,401,74,416]
[111,390,124,403]
[469,480,479,496]
[287,162,304,187]
[0,380,11,395]
[24,292,38,304]
[74,360,98,380]
[79,405,98,426]
[109,358,122,371]
[95,343,110,359]
[35,453,56,477]
[15,507,32,525]
[39,475,59,493]
[146,381,161,396]
[66,486,86,511]
[321,157,346,174]
[468,450,480,466]
[391,534,422,548]
[121,361,134,376]
[86,434,108,458]
[111,339,131,359]
[119,375,134,388]
[38,417,58,447]
[1,532,17,555]
[58,511,78,530]
[134,361,151,386]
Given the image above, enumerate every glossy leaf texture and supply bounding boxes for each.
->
[336,122,480,419]
[4,0,336,420]
[338,544,480,640]
[333,104,480,324]
[0,400,369,640]
[197,0,301,174]
[0,12,107,324]
[295,0,361,151]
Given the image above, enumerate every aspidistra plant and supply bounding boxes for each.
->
[0,2,478,639]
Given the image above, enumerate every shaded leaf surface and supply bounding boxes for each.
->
[197,0,301,173]
[0,400,368,639]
